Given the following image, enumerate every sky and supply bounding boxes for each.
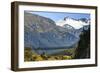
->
[25,11,90,22]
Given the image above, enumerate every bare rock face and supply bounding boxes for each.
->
[24,12,79,55]
[24,12,56,33]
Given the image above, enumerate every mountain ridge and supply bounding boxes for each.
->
[24,12,89,55]
[56,16,90,29]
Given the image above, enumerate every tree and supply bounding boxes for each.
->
[75,26,90,59]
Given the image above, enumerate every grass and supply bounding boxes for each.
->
[24,47,76,62]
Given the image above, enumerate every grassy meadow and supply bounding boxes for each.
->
[24,47,76,62]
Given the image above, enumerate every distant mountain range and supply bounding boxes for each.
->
[24,12,90,55]
[56,16,90,29]
[56,16,90,37]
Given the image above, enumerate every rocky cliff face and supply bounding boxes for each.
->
[24,12,56,33]
[24,12,79,55]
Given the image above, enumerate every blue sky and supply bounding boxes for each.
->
[25,11,90,22]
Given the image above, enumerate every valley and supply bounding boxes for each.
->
[24,47,76,61]
[24,11,90,61]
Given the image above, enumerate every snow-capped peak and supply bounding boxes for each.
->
[56,17,90,29]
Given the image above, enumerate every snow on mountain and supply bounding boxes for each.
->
[56,17,90,29]
[24,13,79,55]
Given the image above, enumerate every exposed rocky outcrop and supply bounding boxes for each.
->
[24,12,56,33]
[24,12,80,55]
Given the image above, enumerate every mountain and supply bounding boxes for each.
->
[24,12,56,33]
[56,17,90,38]
[56,16,90,29]
[24,12,79,55]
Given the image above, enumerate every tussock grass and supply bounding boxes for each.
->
[24,47,76,62]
